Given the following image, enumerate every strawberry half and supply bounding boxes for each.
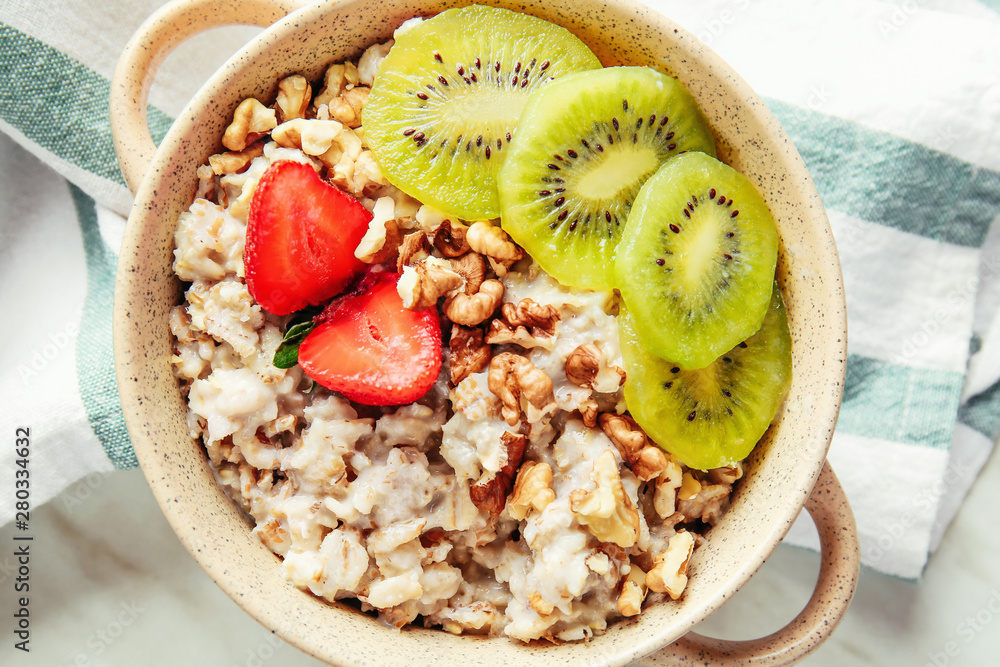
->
[298,271,442,405]
[245,160,371,315]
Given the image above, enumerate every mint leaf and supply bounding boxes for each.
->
[272,307,321,369]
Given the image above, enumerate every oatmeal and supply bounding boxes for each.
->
[169,25,748,644]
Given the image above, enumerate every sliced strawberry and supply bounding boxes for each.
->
[245,160,371,315]
[298,271,442,405]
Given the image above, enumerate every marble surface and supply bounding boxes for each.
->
[1,441,997,667]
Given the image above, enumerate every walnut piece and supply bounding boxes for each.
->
[469,432,527,516]
[222,98,277,151]
[329,86,369,128]
[354,197,401,263]
[529,592,554,616]
[565,343,602,387]
[448,252,486,293]
[579,396,598,428]
[507,461,555,521]
[486,298,560,347]
[653,455,684,519]
[569,450,640,548]
[314,61,361,109]
[708,462,744,486]
[598,414,669,481]
[398,257,464,310]
[449,325,492,385]
[444,279,504,327]
[396,231,430,271]
[433,219,471,258]
[466,221,524,274]
[678,479,731,526]
[208,142,265,176]
[618,563,647,617]
[646,531,695,600]
[487,352,556,426]
[275,74,311,122]
[271,118,343,156]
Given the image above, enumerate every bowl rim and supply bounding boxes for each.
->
[113,0,848,664]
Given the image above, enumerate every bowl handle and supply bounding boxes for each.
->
[639,460,860,666]
[110,0,310,194]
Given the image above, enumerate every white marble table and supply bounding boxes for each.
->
[3,440,998,667]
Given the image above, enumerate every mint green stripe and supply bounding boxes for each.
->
[766,98,1000,248]
[0,24,173,185]
[837,355,964,449]
[958,379,1000,439]
[978,0,1000,13]
[70,184,137,469]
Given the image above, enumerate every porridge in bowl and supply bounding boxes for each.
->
[168,4,790,644]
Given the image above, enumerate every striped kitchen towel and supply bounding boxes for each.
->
[1,0,999,579]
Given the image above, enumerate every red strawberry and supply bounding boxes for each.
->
[298,271,442,405]
[245,160,371,315]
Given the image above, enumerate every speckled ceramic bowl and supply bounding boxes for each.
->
[111,0,858,664]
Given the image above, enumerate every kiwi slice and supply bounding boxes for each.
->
[363,5,601,221]
[620,285,792,471]
[615,151,778,369]
[497,66,716,290]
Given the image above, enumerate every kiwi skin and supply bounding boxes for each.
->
[620,285,793,471]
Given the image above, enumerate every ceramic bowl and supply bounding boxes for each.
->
[111,0,858,664]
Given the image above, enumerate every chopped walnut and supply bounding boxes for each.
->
[598,414,669,482]
[569,450,640,548]
[653,455,684,519]
[678,480,732,526]
[354,197,401,263]
[195,164,216,201]
[329,86,369,128]
[486,298,559,347]
[466,221,524,274]
[579,396,599,428]
[708,462,744,486]
[565,343,601,387]
[432,219,471,258]
[272,118,343,156]
[208,142,265,176]
[487,352,556,426]
[617,563,647,617]
[449,325,492,385]
[447,252,486,293]
[444,279,504,327]
[396,231,430,271]
[314,61,361,109]
[529,592,554,616]
[679,472,702,500]
[275,74,311,122]
[507,461,555,521]
[222,98,277,151]
[646,531,695,600]
[415,204,448,234]
[398,257,464,309]
[585,552,611,575]
[469,432,526,516]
